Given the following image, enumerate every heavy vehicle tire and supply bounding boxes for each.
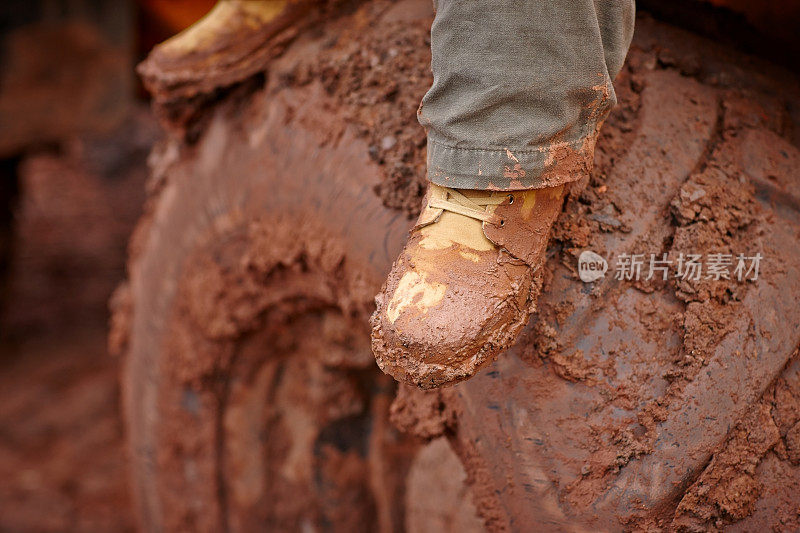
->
[115,0,800,530]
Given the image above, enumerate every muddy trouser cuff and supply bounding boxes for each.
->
[426,129,600,191]
[420,0,635,192]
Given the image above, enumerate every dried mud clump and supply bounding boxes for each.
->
[677,403,780,528]
[669,168,759,358]
[675,352,800,531]
[390,385,456,440]
[667,106,762,376]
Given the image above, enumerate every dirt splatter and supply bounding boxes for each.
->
[297,4,433,217]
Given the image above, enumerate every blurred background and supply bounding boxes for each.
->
[0,1,797,531]
[0,2,212,530]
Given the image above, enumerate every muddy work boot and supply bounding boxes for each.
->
[371,184,565,389]
[139,0,307,101]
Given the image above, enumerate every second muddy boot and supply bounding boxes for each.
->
[371,184,565,389]
[139,0,306,99]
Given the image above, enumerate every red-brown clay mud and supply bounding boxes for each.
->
[390,385,455,440]
[0,331,133,532]
[120,0,800,530]
[301,1,434,217]
[674,354,800,531]
[163,220,406,530]
[125,210,421,530]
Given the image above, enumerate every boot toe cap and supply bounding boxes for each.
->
[371,258,531,388]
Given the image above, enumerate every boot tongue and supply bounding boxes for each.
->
[414,185,499,253]
[414,184,566,267]
[419,211,495,252]
[414,184,504,228]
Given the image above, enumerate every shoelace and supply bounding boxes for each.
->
[428,186,508,224]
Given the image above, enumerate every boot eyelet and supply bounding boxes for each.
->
[507,194,514,204]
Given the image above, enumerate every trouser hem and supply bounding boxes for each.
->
[426,131,598,191]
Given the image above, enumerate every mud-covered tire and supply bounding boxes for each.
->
[117,1,800,531]
[119,76,418,530]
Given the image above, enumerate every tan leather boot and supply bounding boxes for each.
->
[371,184,565,389]
[139,0,305,100]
